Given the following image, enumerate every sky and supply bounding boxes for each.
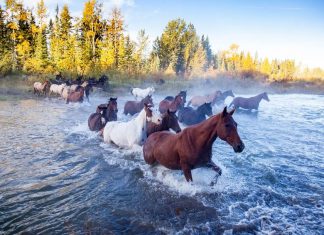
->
[1,0,324,68]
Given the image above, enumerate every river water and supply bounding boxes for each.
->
[0,88,323,234]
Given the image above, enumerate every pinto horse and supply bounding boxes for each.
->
[188,90,221,107]
[143,107,245,182]
[103,104,154,148]
[159,95,184,114]
[178,102,213,125]
[33,81,50,96]
[229,92,269,110]
[146,109,181,137]
[124,95,153,116]
[88,98,118,131]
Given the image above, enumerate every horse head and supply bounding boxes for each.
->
[108,97,118,113]
[174,95,185,109]
[179,90,187,103]
[217,107,245,153]
[262,92,270,101]
[142,95,154,107]
[164,109,181,133]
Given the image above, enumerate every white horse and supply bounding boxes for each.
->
[131,87,155,99]
[50,84,66,96]
[103,104,153,148]
[61,86,71,100]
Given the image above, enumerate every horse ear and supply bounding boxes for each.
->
[222,106,228,117]
[229,108,235,116]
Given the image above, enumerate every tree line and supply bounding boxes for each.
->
[0,0,323,82]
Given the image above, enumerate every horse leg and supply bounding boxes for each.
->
[206,160,222,176]
[181,162,193,182]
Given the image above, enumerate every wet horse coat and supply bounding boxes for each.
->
[159,95,184,114]
[104,104,153,148]
[229,92,269,110]
[178,102,213,125]
[143,107,245,182]
[124,95,153,116]
[88,98,118,131]
[146,110,181,137]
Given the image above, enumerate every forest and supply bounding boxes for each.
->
[1,0,323,83]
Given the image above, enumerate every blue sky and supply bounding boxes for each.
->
[2,0,324,68]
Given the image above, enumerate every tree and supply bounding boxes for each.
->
[260,57,271,75]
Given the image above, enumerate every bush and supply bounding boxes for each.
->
[0,52,13,76]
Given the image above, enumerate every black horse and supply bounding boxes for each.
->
[178,102,213,125]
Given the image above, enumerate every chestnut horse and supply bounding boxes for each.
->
[146,109,181,137]
[229,92,269,110]
[164,90,187,104]
[159,95,184,114]
[143,107,245,182]
[124,95,153,115]
[66,89,84,104]
[33,81,50,96]
[88,98,118,131]
[178,102,213,125]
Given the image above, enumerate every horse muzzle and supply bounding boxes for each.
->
[233,142,245,153]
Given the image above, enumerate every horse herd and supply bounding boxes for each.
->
[82,86,270,182]
[33,79,270,182]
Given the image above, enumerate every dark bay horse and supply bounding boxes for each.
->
[124,95,153,115]
[143,107,245,182]
[215,90,235,105]
[88,98,118,131]
[164,90,187,104]
[159,95,184,114]
[146,110,181,137]
[178,102,213,125]
[229,92,269,110]
[75,83,93,102]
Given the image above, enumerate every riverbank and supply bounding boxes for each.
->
[1,74,323,99]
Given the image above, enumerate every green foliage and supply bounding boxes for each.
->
[0,1,322,83]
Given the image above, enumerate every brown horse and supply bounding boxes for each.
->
[143,107,245,182]
[124,95,153,115]
[146,109,181,137]
[178,102,213,125]
[88,98,118,131]
[164,90,187,104]
[159,95,184,114]
[33,80,50,96]
[229,92,269,110]
[66,89,84,104]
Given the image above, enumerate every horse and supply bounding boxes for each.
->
[103,104,154,148]
[124,95,154,116]
[164,90,187,104]
[215,90,235,105]
[49,83,66,96]
[229,92,270,110]
[188,90,221,107]
[88,98,118,131]
[146,109,181,137]
[75,82,93,102]
[159,94,185,114]
[33,81,50,96]
[61,86,71,100]
[178,102,213,125]
[143,107,245,182]
[131,87,155,99]
[66,89,84,104]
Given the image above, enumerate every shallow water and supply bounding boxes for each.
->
[0,91,323,234]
